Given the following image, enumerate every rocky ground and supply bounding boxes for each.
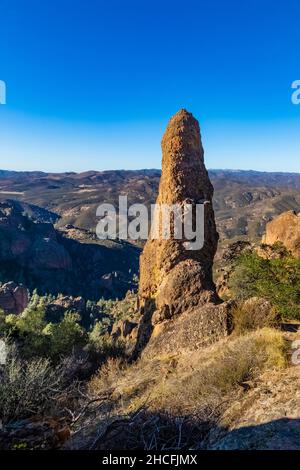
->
[206,357,300,449]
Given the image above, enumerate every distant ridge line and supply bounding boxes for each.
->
[1,168,300,176]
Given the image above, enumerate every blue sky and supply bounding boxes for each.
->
[0,0,299,172]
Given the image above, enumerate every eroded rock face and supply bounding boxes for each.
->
[135,109,229,356]
[0,281,29,314]
[262,210,300,258]
[0,200,140,300]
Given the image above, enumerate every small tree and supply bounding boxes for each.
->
[43,312,87,360]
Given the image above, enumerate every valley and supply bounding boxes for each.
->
[0,168,299,245]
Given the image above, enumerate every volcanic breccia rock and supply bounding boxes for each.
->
[262,210,300,258]
[134,109,230,357]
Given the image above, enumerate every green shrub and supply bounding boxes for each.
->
[43,312,88,361]
[0,293,129,367]
[97,291,138,322]
[5,301,50,357]
[229,250,300,320]
[3,301,88,361]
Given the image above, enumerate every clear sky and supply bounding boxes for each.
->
[0,0,299,173]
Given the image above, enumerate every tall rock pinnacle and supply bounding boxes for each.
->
[134,109,228,358]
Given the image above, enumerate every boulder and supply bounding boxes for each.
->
[0,282,29,314]
[111,319,138,340]
[50,295,86,313]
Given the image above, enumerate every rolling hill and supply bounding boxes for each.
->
[0,169,299,244]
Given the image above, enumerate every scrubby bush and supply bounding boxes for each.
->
[1,301,88,361]
[0,344,72,424]
[88,324,126,365]
[0,309,8,334]
[43,312,88,361]
[232,298,279,335]
[88,356,126,394]
[0,293,130,435]
[97,291,138,322]
[229,250,300,319]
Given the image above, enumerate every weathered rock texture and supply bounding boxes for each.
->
[205,366,300,450]
[262,210,300,258]
[0,281,29,314]
[135,109,230,357]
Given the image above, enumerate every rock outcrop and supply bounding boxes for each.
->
[205,366,300,450]
[112,319,138,341]
[0,200,140,300]
[262,210,300,258]
[134,109,230,357]
[0,281,29,314]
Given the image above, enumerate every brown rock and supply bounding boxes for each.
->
[45,295,87,322]
[0,282,29,314]
[262,210,300,258]
[142,302,231,358]
[51,295,86,313]
[134,109,229,357]
[111,319,138,340]
[206,367,300,450]
[122,319,138,338]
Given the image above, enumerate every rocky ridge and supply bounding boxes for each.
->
[0,200,139,301]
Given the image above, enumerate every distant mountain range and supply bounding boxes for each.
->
[0,168,299,242]
[209,169,300,189]
[1,168,300,185]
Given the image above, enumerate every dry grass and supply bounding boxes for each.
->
[88,328,287,421]
[73,328,288,449]
[232,299,279,335]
